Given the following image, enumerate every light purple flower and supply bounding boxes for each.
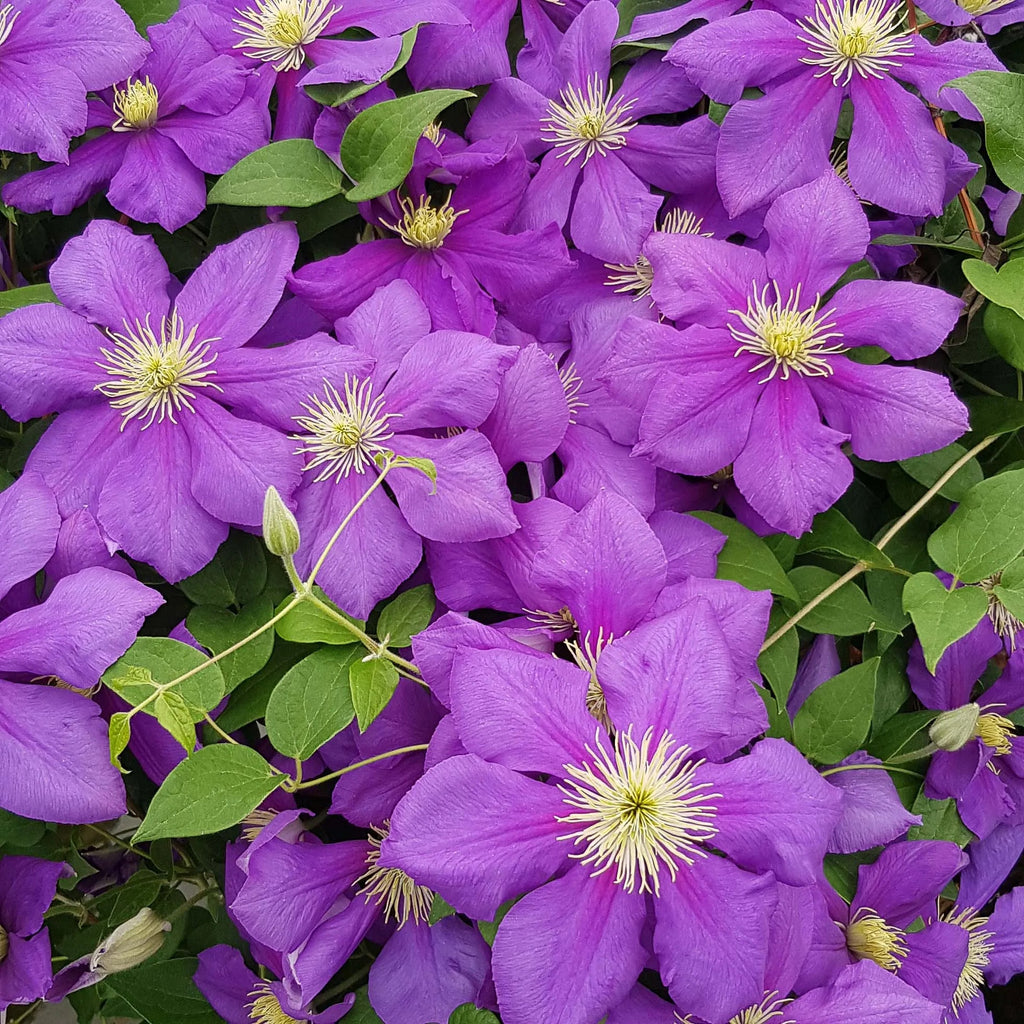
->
[0,0,147,163]
[0,220,320,582]
[604,173,969,535]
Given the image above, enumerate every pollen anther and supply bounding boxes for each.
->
[357,822,434,927]
[246,982,302,1024]
[843,906,908,971]
[542,74,638,165]
[383,194,465,250]
[233,0,339,71]
[112,77,160,131]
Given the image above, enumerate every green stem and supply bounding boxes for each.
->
[167,885,220,922]
[951,366,1005,398]
[289,744,429,791]
[820,763,924,779]
[203,712,240,746]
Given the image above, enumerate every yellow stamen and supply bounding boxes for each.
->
[233,0,339,72]
[976,572,1024,649]
[383,193,465,250]
[0,923,8,964]
[112,77,160,132]
[843,906,908,971]
[525,604,578,636]
[565,628,615,730]
[957,0,1014,14]
[943,906,995,1012]
[542,74,637,165]
[976,711,1015,755]
[557,360,588,424]
[247,983,302,1024]
[357,822,434,927]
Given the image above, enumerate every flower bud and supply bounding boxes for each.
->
[89,908,170,976]
[262,486,300,558]
[929,703,981,752]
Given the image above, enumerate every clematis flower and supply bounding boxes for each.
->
[604,173,969,535]
[0,220,343,582]
[381,624,842,1024]
[919,0,1024,32]
[2,9,268,231]
[466,0,704,262]
[0,856,71,1010]
[666,0,1004,216]
[0,0,147,163]
[908,617,1024,839]
[289,145,574,335]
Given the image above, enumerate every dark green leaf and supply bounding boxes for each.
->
[870,233,980,254]
[797,507,892,568]
[993,555,1024,621]
[758,605,798,712]
[447,1007,501,1024]
[187,595,275,692]
[900,441,984,502]
[908,794,975,846]
[215,642,309,732]
[793,658,878,764]
[823,850,878,903]
[689,512,798,598]
[209,139,344,207]
[983,302,1024,370]
[349,657,399,732]
[945,72,1024,192]
[179,532,268,607]
[341,90,474,201]
[903,572,988,672]
[963,258,1024,317]
[868,710,938,761]
[103,958,220,1024]
[0,284,59,316]
[966,395,1024,437]
[133,746,284,842]
[115,0,180,33]
[266,646,360,759]
[784,566,895,635]
[429,892,457,925]
[377,585,435,648]
[0,808,47,848]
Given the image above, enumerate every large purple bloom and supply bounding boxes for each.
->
[2,10,267,230]
[666,0,1003,217]
[381,622,841,1024]
[605,173,968,534]
[0,0,147,163]
[0,220,324,582]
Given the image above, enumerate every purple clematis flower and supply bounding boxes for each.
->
[0,220,342,583]
[466,0,703,262]
[666,0,1004,216]
[908,618,1024,839]
[919,0,1024,32]
[604,173,969,535]
[0,0,147,163]
[0,856,71,1010]
[2,9,268,231]
[381,620,842,1024]
[289,145,574,335]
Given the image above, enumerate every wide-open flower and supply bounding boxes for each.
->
[0,856,71,1010]
[604,173,968,534]
[0,0,147,163]
[0,220,334,582]
[466,0,704,262]
[381,622,842,1024]
[908,619,1024,839]
[2,9,267,230]
[666,0,1004,216]
[289,145,573,335]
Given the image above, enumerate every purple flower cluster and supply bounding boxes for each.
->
[0,0,1021,1020]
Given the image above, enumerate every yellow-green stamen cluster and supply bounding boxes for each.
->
[557,727,719,896]
[247,982,303,1024]
[112,77,160,132]
[542,74,638,165]
[95,312,221,429]
[797,0,914,87]
[976,572,1024,649]
[843,906,908,971]
[358,823,434,927]
[384,194,465,250]
[729,282,846,383]
[957,0,1014,14]
[233,0,338,71]
[943,906,996,1012]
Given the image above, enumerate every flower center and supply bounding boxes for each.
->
[843,907,908,971]
[557,360,588,424]
[293,377,398,480]
[730,994,795,1024]
[233,0,339,71]
[957,0,1014,13]
[942,906,995,1012]
[729,282,846,383]
[542,74,638,165]
[357,822,434,927]
[565,628,614,729]
[525,604,578,637]
[556,727,719,896]
[247,983,302,1024]
[383,194,465,250]
[976,572,1024,649]
[95,312,221,429]
[0,3,20,49]
[112,77,160,131]
[976,711,1015,755]
[240,809,279,842]
[604,208,713,301]
[797,0,913,87]
[422,121,445,145]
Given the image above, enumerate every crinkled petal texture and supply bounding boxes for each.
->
[0,679,126,823]
[0,473,60,604]
[0,855,70,936]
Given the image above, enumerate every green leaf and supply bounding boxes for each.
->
[793,658,878,764]
[341,90,474,201]
[109,712,132,770]
[900,441,984,503]
[0,809,47,849]
[870,233,980,254]
[945,72,1024,193]
[103,958,220,1024]
[392,453,438,490]
[214,642,308,733]
[187,595,275,692]
[133,745,283,842]
[275,588,365,645]
[784,566,894,635]
[209,139,344,207]
[447,1007,501,1024]
[152,691,197,754]
[965,395,1024,438]
[993,555,1024,621]
[0,284,59,316]
[963,258,1024,317]
[477,898,516,946]
[689,512,798,599]
[868,709,938,761]
[983,302,1024,370]
[266,646,360,760]
[115,0,180,33]
[428,892,457,925]
[179,532,267,607]
[349,657,399,732]
[908,794,975,846]
[305,25,420,107]
[103,638,225,720]
[823,850,879,903]
[928,469,1024,582]
[284,192,359,241]
[902,572,988,673]
[797,507,892,568]
[758,604,798,712]
[343,989,384,1024]
[377,585,435,647]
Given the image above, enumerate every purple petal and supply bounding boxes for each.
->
[900,36,1005,119]
[492,868,647,1024]
[302,35,403,87]
[986,886,1024,985]
[0,856,70,936]
[907,619,1000,711]
[334,279,431,378]
[558,0,617,87]
[465,77,548,159]
[648,510,724,583]
[0,59,87,164]
[0,474,59,603]
[0,930,54,1007]
[155,100,270,175]
[959,823,1024,909]
[899,920,970,1007]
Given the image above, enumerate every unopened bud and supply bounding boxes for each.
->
[89,908,170,976]
[929,703,981,752]
[262,486,300,558]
